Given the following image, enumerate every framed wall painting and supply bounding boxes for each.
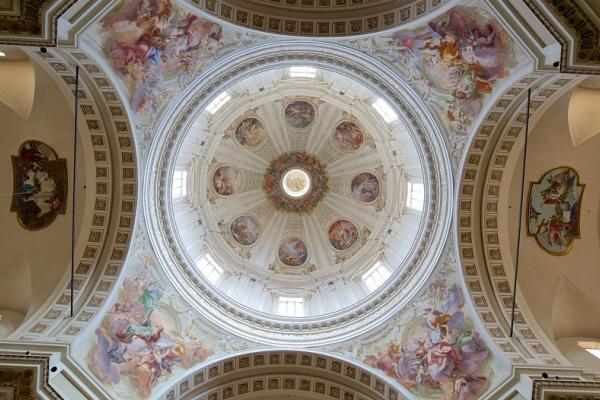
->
[11,140,67,230]
[527,166,584,255]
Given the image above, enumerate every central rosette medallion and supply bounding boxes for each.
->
[264,152,328,213]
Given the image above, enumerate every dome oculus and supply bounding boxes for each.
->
[264,152,328,213]
[282,168,311,198]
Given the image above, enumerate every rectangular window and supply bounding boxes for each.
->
[372,98,399,123]
[172,170,187,198]
[406,182,424,211]
[206,92,231,114]
[289,66,317,78]
[276,296,305,317]
[196,254,223,284]
[362,262,391,292]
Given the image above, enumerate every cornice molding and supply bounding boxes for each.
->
[0,0,77,46]
[523,0,600,74]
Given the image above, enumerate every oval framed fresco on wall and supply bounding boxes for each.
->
[11,140,67,230]
[212,165,241,197]
[527,166,585,255]
[229,215,261,246]
[328,219,360,251]
[350,172,380,204]
[278,237,309,266]
[234,117,265,148]
[284,100,316,129]
[333,121,364,153]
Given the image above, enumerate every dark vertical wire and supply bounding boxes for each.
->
[510,88,531,337]
[70,66,79,318]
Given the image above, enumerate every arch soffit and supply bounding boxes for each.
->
[456,71,582,366]
[9,47,137,343]
[157,350,404,400]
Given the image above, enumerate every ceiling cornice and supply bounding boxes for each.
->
[522,0,600,74]
[0,0,77,46]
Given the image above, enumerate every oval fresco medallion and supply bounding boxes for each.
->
[278,237,309,266]
[334,121,364,152]
[328,219,359,251]
[229,215,260,246]
[234,117,265,148]
[527,166,584,255]
[11,140,67,230]
[351,172,380,203]
[212,165,241,196]
[284,101,316,129]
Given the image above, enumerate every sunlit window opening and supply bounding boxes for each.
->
[206,91,231,114]
[289,66,317,78]
[362,261,391,292]
[276,296,305,317]
[372,98,399,123]
[172,169,187,198]
[196,254,224,284]
[579,341,600,360]
[406,181,424,211]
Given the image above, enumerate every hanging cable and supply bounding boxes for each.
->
[510,88,531,337]
[70,65,80,318]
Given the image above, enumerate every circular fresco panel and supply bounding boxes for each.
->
[234,117,265,148]
[351,172,380,203]
[334,121,364,152]
[229,215,260,246]
[328,219,359,251]
[278,237,309,266]
[212,165,241,196]
[284,101,316,129]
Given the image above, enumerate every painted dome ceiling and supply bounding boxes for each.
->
[168,66,425,313]
[146,44,452,345]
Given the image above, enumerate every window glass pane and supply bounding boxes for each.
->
[290,66,317,78]
[206,92,231,114]
[196,254,223,284]
[172,170,187,197]
[407,182,424,211]
[362,262,391,292]
[372,98,399,123]
[277,297,305,317]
